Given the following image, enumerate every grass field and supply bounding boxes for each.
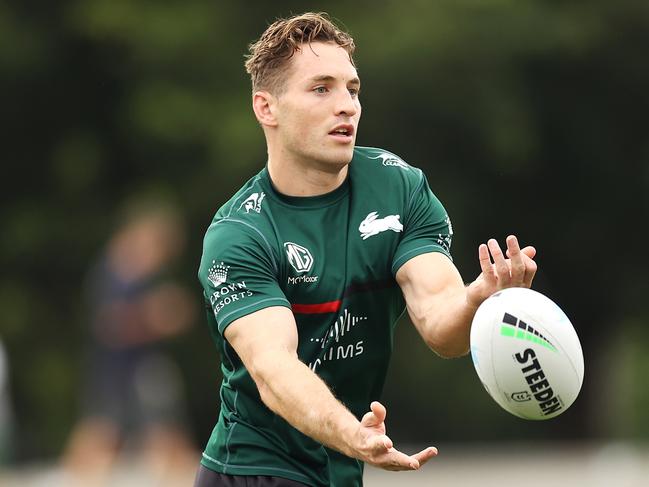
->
[1,442,647,487]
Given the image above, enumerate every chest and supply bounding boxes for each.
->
[272,198,405,304]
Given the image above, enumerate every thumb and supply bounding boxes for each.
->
[371,401,387,421]
[361,401,387,427]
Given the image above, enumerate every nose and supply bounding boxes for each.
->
[335,89,358,117]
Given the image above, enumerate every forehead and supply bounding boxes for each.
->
[285,42,358,84]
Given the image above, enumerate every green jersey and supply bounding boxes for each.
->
[197,146,452,486]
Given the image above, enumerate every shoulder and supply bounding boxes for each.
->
[211,171,268,222]
[200,172,279,275]
[203,168,274,242]
[199,217,280,290]
[352,145,426,191]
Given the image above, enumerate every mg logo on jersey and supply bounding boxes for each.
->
[284,242,314,273]
[359,211,403,240]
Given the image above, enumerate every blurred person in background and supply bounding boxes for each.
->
[61,200,198,486]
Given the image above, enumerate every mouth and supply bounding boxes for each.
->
[328,124,355,142]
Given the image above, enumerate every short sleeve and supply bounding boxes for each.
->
[391,172,453,274]
[198,220,290,334]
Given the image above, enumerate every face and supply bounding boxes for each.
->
[270,42,362,170]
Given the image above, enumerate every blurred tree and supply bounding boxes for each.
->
[1,0,647,460]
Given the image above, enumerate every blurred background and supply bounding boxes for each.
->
[1,0,648,485]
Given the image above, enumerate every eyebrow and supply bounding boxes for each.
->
[308,75,361,86]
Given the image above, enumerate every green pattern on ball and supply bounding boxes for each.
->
[500,324,557,352]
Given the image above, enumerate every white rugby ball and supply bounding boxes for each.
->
[470,288,584,420]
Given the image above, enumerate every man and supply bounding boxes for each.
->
[197,12,537,487]
[62,202,198,487]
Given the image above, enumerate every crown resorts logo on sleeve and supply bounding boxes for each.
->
[207,262,253,316]
[207,261,230,287]
[359,211,403,240]
[238,192,265,214]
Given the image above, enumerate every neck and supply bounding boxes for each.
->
[266,147,350,197]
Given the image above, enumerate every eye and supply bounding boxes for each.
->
[313,86,328,94]
[348,88,359,97]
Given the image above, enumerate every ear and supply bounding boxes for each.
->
[252,90,278,127]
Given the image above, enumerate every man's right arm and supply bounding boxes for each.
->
[223,306,437,471]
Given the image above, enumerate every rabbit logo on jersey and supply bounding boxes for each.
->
[359,212,403,240]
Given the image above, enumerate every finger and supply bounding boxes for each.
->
[505,235,525,287]
[367,433,393,452]
[478,243,496,285]
[361,410,378,427]
[370,401,387,422]
[521,245,536,259]
[512,246,538,287]
[488,239,510,287]
[520,250,538,288]
[507,245,536,259]
[378,449,421,471]
[361,402,387,430]
[413,446,438,467]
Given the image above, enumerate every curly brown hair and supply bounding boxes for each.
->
[244,12,356,94]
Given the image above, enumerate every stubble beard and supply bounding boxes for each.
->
[285,133,354,174]
[309,145,354,174]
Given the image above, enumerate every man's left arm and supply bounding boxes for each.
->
[396,235,537,358]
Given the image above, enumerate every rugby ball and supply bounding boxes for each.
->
[470,288,584,420]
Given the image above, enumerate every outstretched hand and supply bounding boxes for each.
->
[467,235,537,309]
[353,401,438,471]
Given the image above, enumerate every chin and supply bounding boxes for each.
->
[327,152,354,169]
[297,144,355,172]
[331,145,355,164]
